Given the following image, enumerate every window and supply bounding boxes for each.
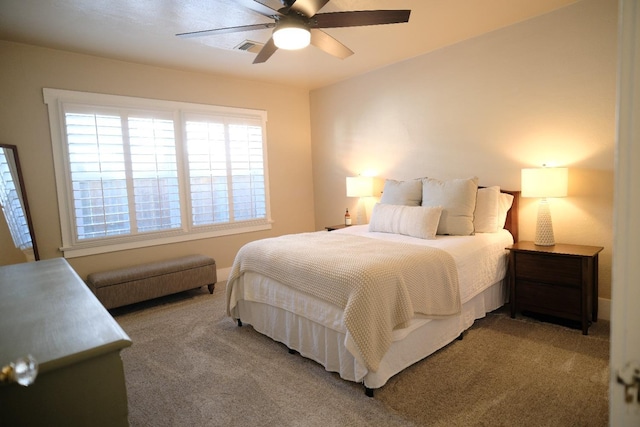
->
[44,89,271,257]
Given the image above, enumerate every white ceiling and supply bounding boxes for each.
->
[0,0,579,90]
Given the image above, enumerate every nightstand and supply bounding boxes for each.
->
[507,241,603,335]
[325,224,350,231]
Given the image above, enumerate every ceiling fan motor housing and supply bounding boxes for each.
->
[273,15,311,50]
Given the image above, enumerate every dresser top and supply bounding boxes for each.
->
[0,259,131,375]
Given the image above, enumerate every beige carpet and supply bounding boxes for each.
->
[113,283,609,427]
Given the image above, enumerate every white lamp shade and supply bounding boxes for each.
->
[346,176,376,198]
[521,167,568,198]
[273,26,310,50]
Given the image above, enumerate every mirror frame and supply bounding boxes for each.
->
[0,143,39,261]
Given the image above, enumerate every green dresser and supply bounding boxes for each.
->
[0,258,132,426]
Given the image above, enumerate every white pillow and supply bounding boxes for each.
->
[422,177,478,236]
[368,203,442,240]
[497,192,514,229]
[474,186,501,233]
[379,179,422,206]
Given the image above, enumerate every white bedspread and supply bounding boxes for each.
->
[335,226,513,304]
[226,231,461,371]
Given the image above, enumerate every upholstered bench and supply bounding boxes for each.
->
[86,255,216,309]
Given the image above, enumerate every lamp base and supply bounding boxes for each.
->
[534,199,555,246]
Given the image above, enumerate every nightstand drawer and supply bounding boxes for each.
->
[515,252,582,286]
[516,280,581,318]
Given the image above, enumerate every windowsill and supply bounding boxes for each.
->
[59,222,272,258]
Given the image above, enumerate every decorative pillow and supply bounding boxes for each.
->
[497,192,514,229]
[379,179,422,206]
[474,186,501,233]
[368,203,442,240]
[422,177,478,235]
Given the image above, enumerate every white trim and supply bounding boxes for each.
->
[43,88,267,120]
[44,94,76,248]
[217,266,232,283]
[598,297,611,321]
[59,221,272,258]
[610,0,640,424]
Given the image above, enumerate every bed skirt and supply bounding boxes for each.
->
[230,275,508,390]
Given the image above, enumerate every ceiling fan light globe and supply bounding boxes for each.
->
[273,27,310,50]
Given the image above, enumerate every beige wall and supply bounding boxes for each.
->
[310,0,617,299]
[0,41,315,277]
[0,215,27,264]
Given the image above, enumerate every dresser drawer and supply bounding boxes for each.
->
[516,280,581,318]
[515,252,582,286]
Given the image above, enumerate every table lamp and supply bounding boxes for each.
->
[521,167,568,246]
[346,176,377,224]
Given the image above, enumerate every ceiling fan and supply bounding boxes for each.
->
[176,0,411,64]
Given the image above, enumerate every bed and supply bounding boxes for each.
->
[226,179,519,396]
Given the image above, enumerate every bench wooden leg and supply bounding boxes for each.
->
[207,283,215,294]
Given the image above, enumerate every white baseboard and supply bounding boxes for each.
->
[599,297,611,321]
[217,267,231,283]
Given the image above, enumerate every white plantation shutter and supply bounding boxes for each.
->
[185,115,266,227]
[65,111,130,239]
[128,116,180,232]
[186,120,229,226]
[229,123,266,221]
[64,109,181,241]
[44,89,271,257]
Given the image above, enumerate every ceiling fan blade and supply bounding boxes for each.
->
[253,37,278,63]
[176,23,275,38]
[246,0,286,16]
[310,29,353,59]
[311,10,411,28]
[289,0,330,17]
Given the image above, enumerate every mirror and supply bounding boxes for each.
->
[0,143,39,263]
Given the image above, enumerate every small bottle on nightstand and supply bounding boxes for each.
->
[345,208,351,226]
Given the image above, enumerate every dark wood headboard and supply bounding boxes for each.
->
[501,190,520,243]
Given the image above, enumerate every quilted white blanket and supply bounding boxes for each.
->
[226,232,461,372]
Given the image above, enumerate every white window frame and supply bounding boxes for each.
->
[44,88,272,258]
